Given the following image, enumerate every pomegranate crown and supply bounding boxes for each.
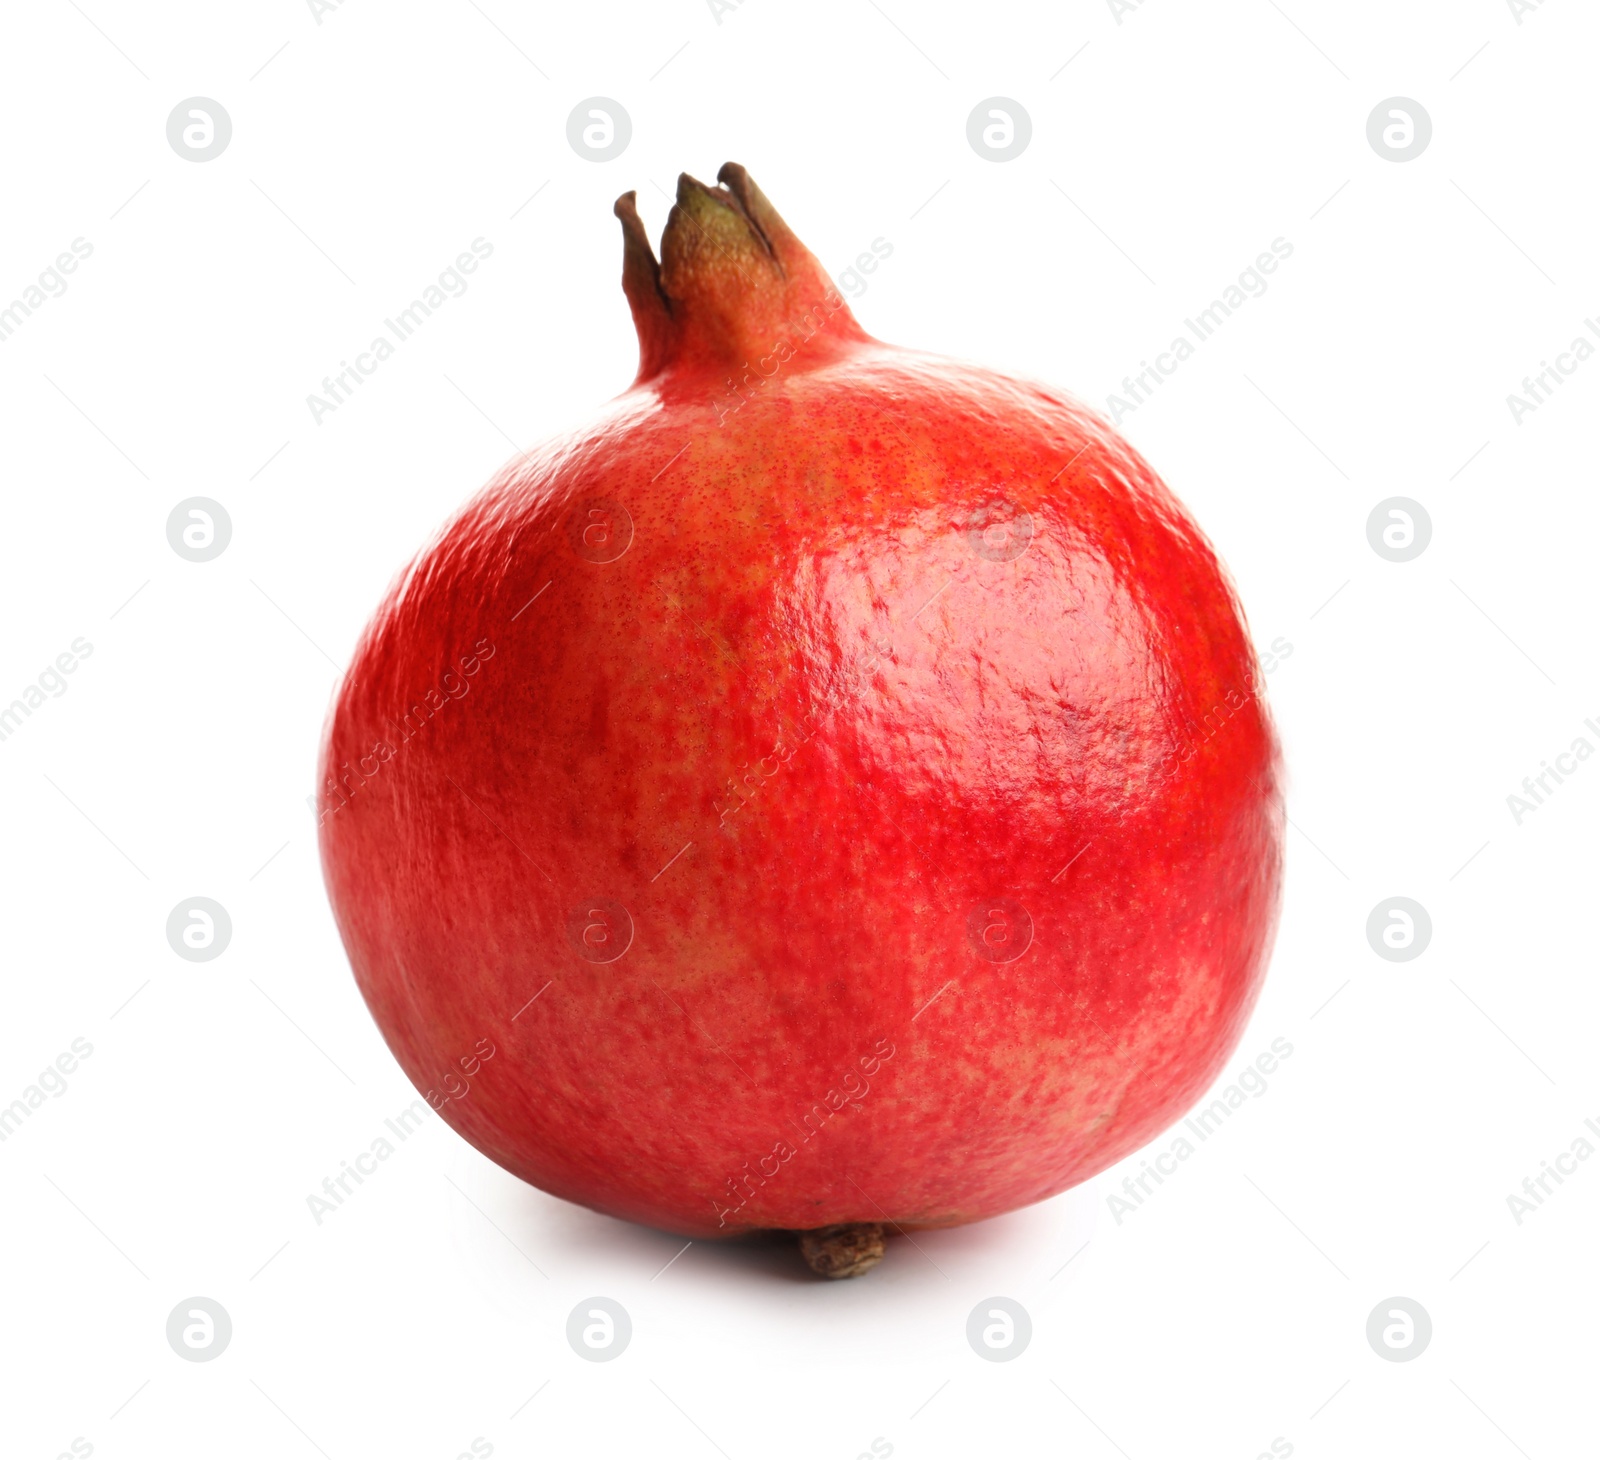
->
[614,162,867,385]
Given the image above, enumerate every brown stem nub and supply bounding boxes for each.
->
[798,1223,887,1279]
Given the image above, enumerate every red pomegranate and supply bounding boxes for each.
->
[317,164,1283,1277]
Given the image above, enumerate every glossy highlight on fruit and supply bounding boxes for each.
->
[317,163,1284,1266]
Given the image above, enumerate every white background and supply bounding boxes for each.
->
[2,1,1596,1456]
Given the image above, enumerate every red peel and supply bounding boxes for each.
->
[318,164,1284,1265]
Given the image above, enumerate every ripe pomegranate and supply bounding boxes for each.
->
[318,164,1283,1277]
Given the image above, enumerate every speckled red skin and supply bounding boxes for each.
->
[318,166,1283,1240]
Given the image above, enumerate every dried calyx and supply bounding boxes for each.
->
[614,162,866,384]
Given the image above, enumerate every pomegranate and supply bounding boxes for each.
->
[317,164,1283,1277]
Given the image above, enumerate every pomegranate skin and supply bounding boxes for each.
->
[318,166,1283,1241]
